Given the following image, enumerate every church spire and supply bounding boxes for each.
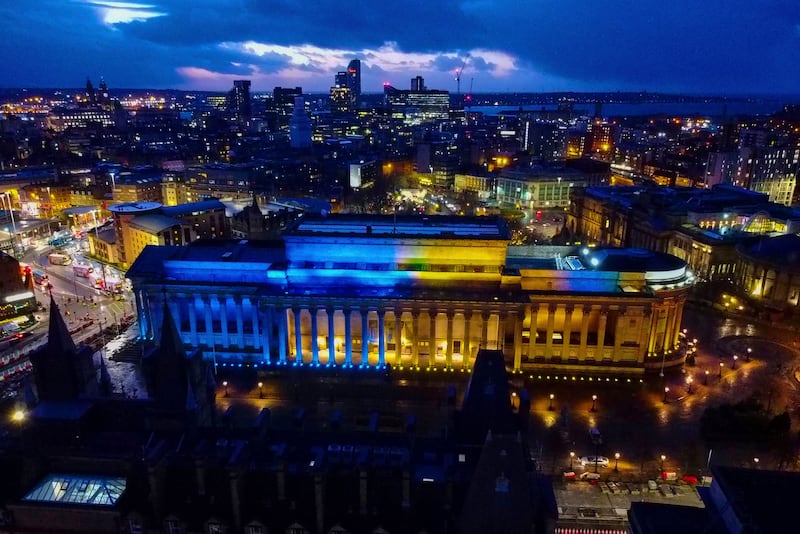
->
[158,298,186,360]
[48,293,75,355]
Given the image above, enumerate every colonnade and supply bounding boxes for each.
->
[138,291,686,370]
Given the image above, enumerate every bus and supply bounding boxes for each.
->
[32,269,49,286]
[48,253,72,266]
[72,263,94,278]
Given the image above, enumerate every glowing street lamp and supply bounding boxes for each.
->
[663,386,670,403]
[11,409,25,423]
[732,355,738,370]
[590,394,597,412]
[754,457,760,468]
[614,452,620,472]
[704,369,710,385]
[660,454,666,472]
[258,381,264,398]
[746,347,752,362]
[548,393,555,411]
[719,362,724,378]
[686,375,693,394]
[569,451,575,470]
[222,380,229,397]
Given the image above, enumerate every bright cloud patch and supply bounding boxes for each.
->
[219,41,518,78]
[80,0,166,25]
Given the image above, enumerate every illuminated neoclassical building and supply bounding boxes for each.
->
[128,215,694,375]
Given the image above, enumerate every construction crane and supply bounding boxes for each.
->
[454,56,469,95]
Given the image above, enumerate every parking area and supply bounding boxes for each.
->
[555,479,705,530]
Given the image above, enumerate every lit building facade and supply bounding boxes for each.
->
[496,168,586,209]
[128,215,694,376]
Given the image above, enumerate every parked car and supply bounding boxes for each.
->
[579,455,610,468]
[579,471,601,480]
[647,479,658,491]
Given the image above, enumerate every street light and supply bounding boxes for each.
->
[754,457,760,468]
[222,380,229,397]
[614,452,620,472]
[569,451,575,470]
[258,381,264,398]
[746,347,752,362]
[590,394,597,412]
[663,386,670,403]
[704,369,710,385]
[732,355,738,370]
[660,454,666,472]
[548,393,555,411]
[719,362,724,377]
[686,375,693,394]
[11,409,25,423]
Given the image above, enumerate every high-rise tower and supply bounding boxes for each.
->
[347,59,361,108]
[289,96,313,149]
[228,79,252,126]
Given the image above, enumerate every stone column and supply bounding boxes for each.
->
[361,308,370,366]
[220,296,229,344]
[613,306,625,359]
[278,307,288,364]
[513,310,523,371]
[327,307,336,365]
[579,304,590,359]
[639,308,653,362]
[261,307,271,363]
[310,307,319,365]
[563,305,574,352]
[188,296,198,347]
[481,310,490,349]
[234,296,244,348]
[527,304,537,361]
[293,307,303,363]
[597,306,608,353]
[544,304,555,356]
[136,290,148,338]
[497,311,507,352]
[411,310,421,367]
[664,302,677,352]
[445,310,455,368]
[428,308,438,366]
[249,297,260,350]
[647,305,660,355]
[204,296,214,348]
[672,301,685,347]
[394,309,403,366]
[378,310,386,367]
[344,308,353,366]
[463,310,473,368]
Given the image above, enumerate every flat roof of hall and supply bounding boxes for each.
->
[286,214,510,239]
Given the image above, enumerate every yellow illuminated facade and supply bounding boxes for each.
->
[130,215,693,376]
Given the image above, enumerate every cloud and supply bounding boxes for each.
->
[1,0,799,93]
[79,0,167,25]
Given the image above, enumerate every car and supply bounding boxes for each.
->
[579,471,601,480]
[647,479,658,491]
[579,456,610,468]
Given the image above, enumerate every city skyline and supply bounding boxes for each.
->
[2,1,800,95]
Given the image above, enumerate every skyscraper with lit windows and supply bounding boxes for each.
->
[346,59,361,108]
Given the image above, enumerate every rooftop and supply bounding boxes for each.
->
[128,213,181,234]
[286,214,510,240]
[160,199,226,217]
[108,201,162,214]
[23,474,127,507]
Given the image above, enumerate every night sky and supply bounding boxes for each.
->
[2,0,799,94]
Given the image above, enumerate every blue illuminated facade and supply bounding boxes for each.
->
[127,214,694,375]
